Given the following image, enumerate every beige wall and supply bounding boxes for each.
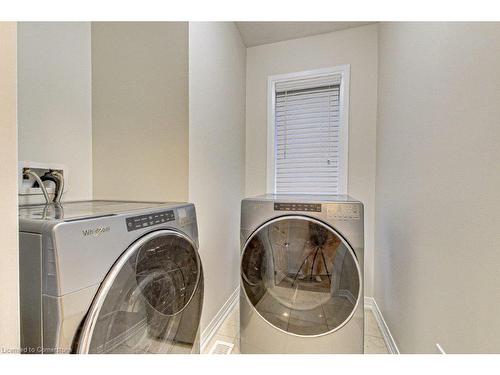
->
[17,22,93,201]
[375,22,500,353]
[92,22,189,202]
[245,24,378,296]
[189,22,246,330]
[0,22,20,351]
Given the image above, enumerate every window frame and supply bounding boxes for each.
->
[266,65,350,195]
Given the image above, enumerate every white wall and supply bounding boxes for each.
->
[189,22,246,330]
[17,22,93,201]
[91,22,189,202]
[245,24,378,296]
[0,22,20,351]
[375,22,500,353]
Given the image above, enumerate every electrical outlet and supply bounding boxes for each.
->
[435,343,446,354]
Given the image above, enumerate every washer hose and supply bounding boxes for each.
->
[50,170,64,203]
[24,169,50,204]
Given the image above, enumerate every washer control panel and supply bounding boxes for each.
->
[274,202,322,212]
[126,210,175,232]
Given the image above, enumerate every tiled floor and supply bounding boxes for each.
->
[203,302,389,354]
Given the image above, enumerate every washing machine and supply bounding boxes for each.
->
[19,200,203,354]
[239,194,363,354]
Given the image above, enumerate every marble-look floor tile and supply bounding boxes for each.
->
[364,334,389,354]
[225,307,239,326]
[365,309,383,338]
[232,336,240,354]
[205,302,390,355]
[217,320,239,338]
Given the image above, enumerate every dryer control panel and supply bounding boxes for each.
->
[126,210,175,232]
[274,202,322,212]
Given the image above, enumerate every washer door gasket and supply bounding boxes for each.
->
[241,216,361,337]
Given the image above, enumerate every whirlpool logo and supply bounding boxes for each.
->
[82,226,111,238]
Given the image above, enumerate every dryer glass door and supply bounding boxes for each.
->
[241,216,361,336]
[76,230,203,353]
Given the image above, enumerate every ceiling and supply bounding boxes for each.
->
[235,22,374,47]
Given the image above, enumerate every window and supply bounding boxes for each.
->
[267,66,349,195]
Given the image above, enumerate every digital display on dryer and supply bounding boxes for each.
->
[126,210,175,232]
[274,202,322,212]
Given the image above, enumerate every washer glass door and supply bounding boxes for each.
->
[241,216,360,336]
[76,230,203,354]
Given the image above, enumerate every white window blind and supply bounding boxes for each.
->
[274,73,343,195]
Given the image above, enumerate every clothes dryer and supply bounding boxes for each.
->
[240,194,363,353]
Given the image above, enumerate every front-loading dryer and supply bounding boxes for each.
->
[240,194,363,354]
[19,200,203,354]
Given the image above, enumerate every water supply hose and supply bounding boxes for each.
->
[50,170,64,203]
[24,169,50,204]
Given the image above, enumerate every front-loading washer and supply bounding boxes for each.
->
[239,194,364,354]
[19,200,203,354]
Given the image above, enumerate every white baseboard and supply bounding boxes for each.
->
[364,296,400,354]
[200,287,239,353]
